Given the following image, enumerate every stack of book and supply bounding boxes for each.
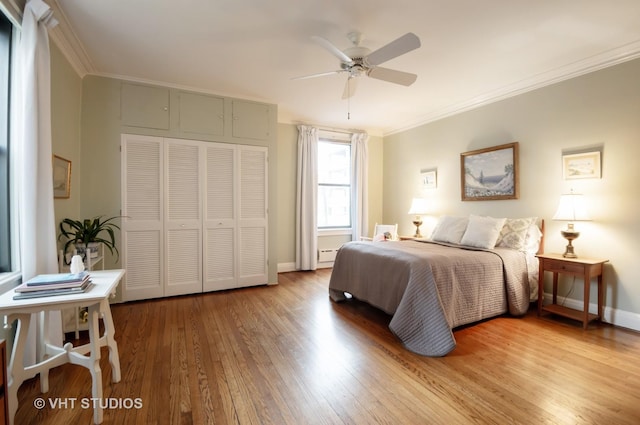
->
[13,271,93,300]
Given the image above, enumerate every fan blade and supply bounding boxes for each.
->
[368,67,417,86]
[311,35,353,64]
[342,77,358,99]
[292,70,344,80]
[365,32,421,66]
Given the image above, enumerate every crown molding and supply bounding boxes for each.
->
[0,0,23,25]
[46,0,95,77]
[385,39,640,136]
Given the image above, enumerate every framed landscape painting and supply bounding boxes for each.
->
[562,151,601,179]
[460,142,519,201]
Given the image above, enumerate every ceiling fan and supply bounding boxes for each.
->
[294,31,421,99]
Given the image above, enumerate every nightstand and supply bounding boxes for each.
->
[536,253,609,329]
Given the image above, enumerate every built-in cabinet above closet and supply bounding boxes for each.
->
[120,82,274,142]
[121,134,268,302]
[121,83,171,130]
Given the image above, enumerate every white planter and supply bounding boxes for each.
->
[75,242,100,258]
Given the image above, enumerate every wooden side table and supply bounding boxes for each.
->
[536,253,609,329]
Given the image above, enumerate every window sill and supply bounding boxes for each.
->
[318,228,352,236]
[0,271,20,294]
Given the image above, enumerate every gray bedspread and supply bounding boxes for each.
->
[328,240,530,356]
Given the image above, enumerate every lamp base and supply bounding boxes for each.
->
[560,229,580,258]
[412,219,423,238]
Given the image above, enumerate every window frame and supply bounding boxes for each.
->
[0,11,20,290]
[317,135,352,233]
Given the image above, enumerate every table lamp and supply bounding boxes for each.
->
[552,190,591,258]
[408,198,429,238]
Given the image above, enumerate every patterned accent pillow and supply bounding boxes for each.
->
[496,217,536,251]
[524,224,543,254]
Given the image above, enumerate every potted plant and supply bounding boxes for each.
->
[58,216,121,264]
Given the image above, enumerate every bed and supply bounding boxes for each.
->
[328,215,543,356]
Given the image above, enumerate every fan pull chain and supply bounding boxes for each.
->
[347,78,351,120]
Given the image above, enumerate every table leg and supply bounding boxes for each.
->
[583,272,590,329]
[6,313,31,425]
[537,264,544,315]
[88,304,104,424]
[100,299,121,383]
[597,274,604,322]
[39,311,49,393]
[552,273,559,305]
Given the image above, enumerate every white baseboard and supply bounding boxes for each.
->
[542,292,640,332]
[317,261,334,269]
[265,278,640,332]
[277,262,296,273]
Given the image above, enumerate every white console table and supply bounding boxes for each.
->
[0,269,125,425]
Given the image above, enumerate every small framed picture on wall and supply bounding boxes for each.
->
[53,155,71,199]
[420,169,437,189]
[562,151,601,179]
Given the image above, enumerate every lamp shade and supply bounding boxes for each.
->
[408,198,429,215]
[552,192,591,221]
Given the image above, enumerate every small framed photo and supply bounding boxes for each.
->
[460,142,519,201]
[562,151,601,179]
[420,169,437,189]
[52,155,71,199]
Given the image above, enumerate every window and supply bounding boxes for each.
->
[0,12,12,273]
[317,139,351,229]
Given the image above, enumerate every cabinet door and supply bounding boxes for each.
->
[121,83,170,130]
[203,143,237,291]
[165,139,203,296]
[238,146,268,286]
[178,92,224,136]
[231,100,271,140]
[121,134,164,301]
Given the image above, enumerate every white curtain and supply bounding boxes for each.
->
[351,132,369,241]
[17,0,62,365]
[295,125,318,270]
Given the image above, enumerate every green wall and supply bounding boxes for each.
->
[45,38,84,345]
[275,125,384,270]
[76,76,280,296]
[50,43,82,256]
[50,30,640,327]
[383,58,640,326]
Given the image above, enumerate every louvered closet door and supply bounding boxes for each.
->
[238,146,268,286]
[121,134,164,301]
[203,143,236,291]
[165,139,203,296]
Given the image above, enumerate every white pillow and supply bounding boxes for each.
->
[496,217,536,251]
[460,215,506,249]
[430,216,469,244]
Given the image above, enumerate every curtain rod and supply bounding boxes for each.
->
[296,121,365,135]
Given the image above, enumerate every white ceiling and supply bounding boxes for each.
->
[53,0,640,136]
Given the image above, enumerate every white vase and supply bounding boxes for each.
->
[70,255,85,274]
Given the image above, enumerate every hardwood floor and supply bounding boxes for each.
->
[15,269,640,424]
